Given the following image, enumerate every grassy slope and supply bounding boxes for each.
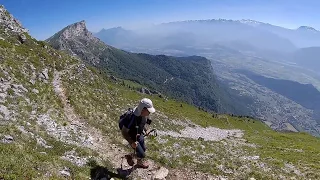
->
[0,31,104,179]
[64,63,320,179]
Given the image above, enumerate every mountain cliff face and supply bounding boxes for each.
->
[1,5,320,180]
[0,5,27,34]
[46,20,105,65]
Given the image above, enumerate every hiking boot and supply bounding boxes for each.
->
[136,158,149,169]
[125,154,134,166]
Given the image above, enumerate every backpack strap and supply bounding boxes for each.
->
[127,113,136,129]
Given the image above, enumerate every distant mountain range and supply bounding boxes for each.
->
[237,19,320,48]
[94,19,320,73]
[95,19,320,51]
[95,19,296,52]
[290,47,320,72]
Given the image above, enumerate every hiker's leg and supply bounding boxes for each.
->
[135,135,146,158]
[136,135,149,168]
[138,135,146,152]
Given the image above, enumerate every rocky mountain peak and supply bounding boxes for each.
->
[45,20,107,65]
[60,20,94,39]
[297,26,319,33]
[238,19,264,26]
[0,5,28,34]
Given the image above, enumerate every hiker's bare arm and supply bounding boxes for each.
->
[143,117,152,134]
[121,126,135,144]
[144,125,148,133]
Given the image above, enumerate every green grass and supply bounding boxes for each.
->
[0,39,13,49]
[0,125,91,179]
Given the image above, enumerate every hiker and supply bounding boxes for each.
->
[119,98,156,169]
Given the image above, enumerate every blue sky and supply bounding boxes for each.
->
[1,0,320,40]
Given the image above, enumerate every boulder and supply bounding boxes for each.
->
[18,34,27,43]
[140,87,151,95]
[153,167,169,180]
[60,167,71,177]
[0,105,9,120]
[110,75,117,81]
[39,68,49,82]
[1,135,14,143]
[32,89,39,94]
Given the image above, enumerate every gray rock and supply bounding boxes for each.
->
[149,89,160,95]
[39,68,49,80]
[19,34,26,43]
[241,156,260,161]
[61,150,88,167]
[30,65,36,70]
[157,137,168,144]
[29,79,36,85]
[140,87,151,95]
[153,167,169,180]
[30,72,36,84]
[17,126,35,137]
[0,93,6,102]
[0,105,9,120]
[36,136,52,149]
[4,135,13,140]
[32,89,39,94]
[2,135,14,143]
[110,75,117,81]
[60,167,71,177]
[25,98,30,104]
[173,143,181,149]
[12,84,28,92]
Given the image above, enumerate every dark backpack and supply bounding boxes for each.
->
[118,108,134,130]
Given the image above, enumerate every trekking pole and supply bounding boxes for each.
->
[133,121,139,157]
[144,129,157,137]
